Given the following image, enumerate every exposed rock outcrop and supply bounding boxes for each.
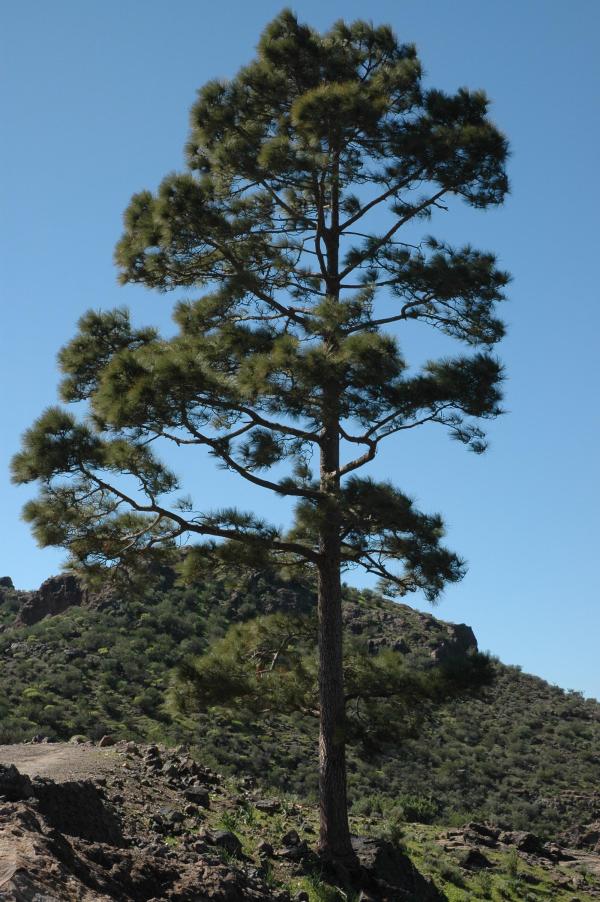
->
[15,573,86,626]
[0,763,287,901]
[342,597,478,662]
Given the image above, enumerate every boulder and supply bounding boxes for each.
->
[255,799,281,814]
[0,764,33,801]
[184,787,210,808]
[276,842,309,862]
[203,829,243,857]
[282,829,301,847]
[465,822,500,841]
[32,777,124,845]
[256,840,273,858]
[499,830,543,854]
[459,848,493,870]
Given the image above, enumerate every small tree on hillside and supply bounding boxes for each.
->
[12,12,509,865]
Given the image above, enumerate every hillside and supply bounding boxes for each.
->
[0,567,599,845]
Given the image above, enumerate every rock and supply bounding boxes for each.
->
[499,830,543,854]
[69,734,88,744]
[255,799,281,814]
[282,829,301,847]
[543,842,575,862]
[98,735,116,747]
[277,841,309,862]
[210,830,243,856]
[0,798,279,901]
[15,573,85,626]
[559,820,600,851]
[0,764,33,801]
[32,777,124,845]
[184,804,199,817]
[257,840,273,858]
[459,848,493,870]
[184,786,210,808]
[167,810,184,824]
[430,623,478,662]
[465,822,500,841]
[462,822,500,849]
[0,576,14,588]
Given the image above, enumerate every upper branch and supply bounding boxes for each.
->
[338,188,448,281]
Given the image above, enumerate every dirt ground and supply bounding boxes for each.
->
[0,742,119,782]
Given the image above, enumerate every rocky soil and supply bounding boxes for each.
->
[0,741,443,901]
[437,820,600,894]
[1,742,600,901]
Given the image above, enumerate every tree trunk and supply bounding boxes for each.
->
[316,147,357,866]
[317,397,357,866]
[317,535,356,865]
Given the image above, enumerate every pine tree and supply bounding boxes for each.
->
[12,11,509,865]
[169,605,494,750]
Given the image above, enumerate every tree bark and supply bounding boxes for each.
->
[317,531,356,864]
[315,145,357,866]
[317,395,357,866]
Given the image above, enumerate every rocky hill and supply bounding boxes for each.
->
[1,566,599,848]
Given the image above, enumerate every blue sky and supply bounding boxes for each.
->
[2,1,599,696]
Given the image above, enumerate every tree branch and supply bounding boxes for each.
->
[338,189,448,281]
[79,466,319,562]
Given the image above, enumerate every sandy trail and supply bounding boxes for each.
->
[0,742,118,782]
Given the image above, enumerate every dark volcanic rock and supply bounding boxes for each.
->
[0,799,280,901]
[342,597,478,666]
[32,777,124,845]
[462,822,500,848]
[459,848,493,870]
[184,786,210,808]
[499,830,543,854]
[202,829,243,856]
[558,820,600,852]
[0,763,33,801]
[255,798,281,814]
[15,573,85,626]
[430,623,478,662]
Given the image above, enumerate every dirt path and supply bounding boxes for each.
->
[0,742,119,782]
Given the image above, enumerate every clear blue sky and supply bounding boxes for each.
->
[2,1,599,696]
